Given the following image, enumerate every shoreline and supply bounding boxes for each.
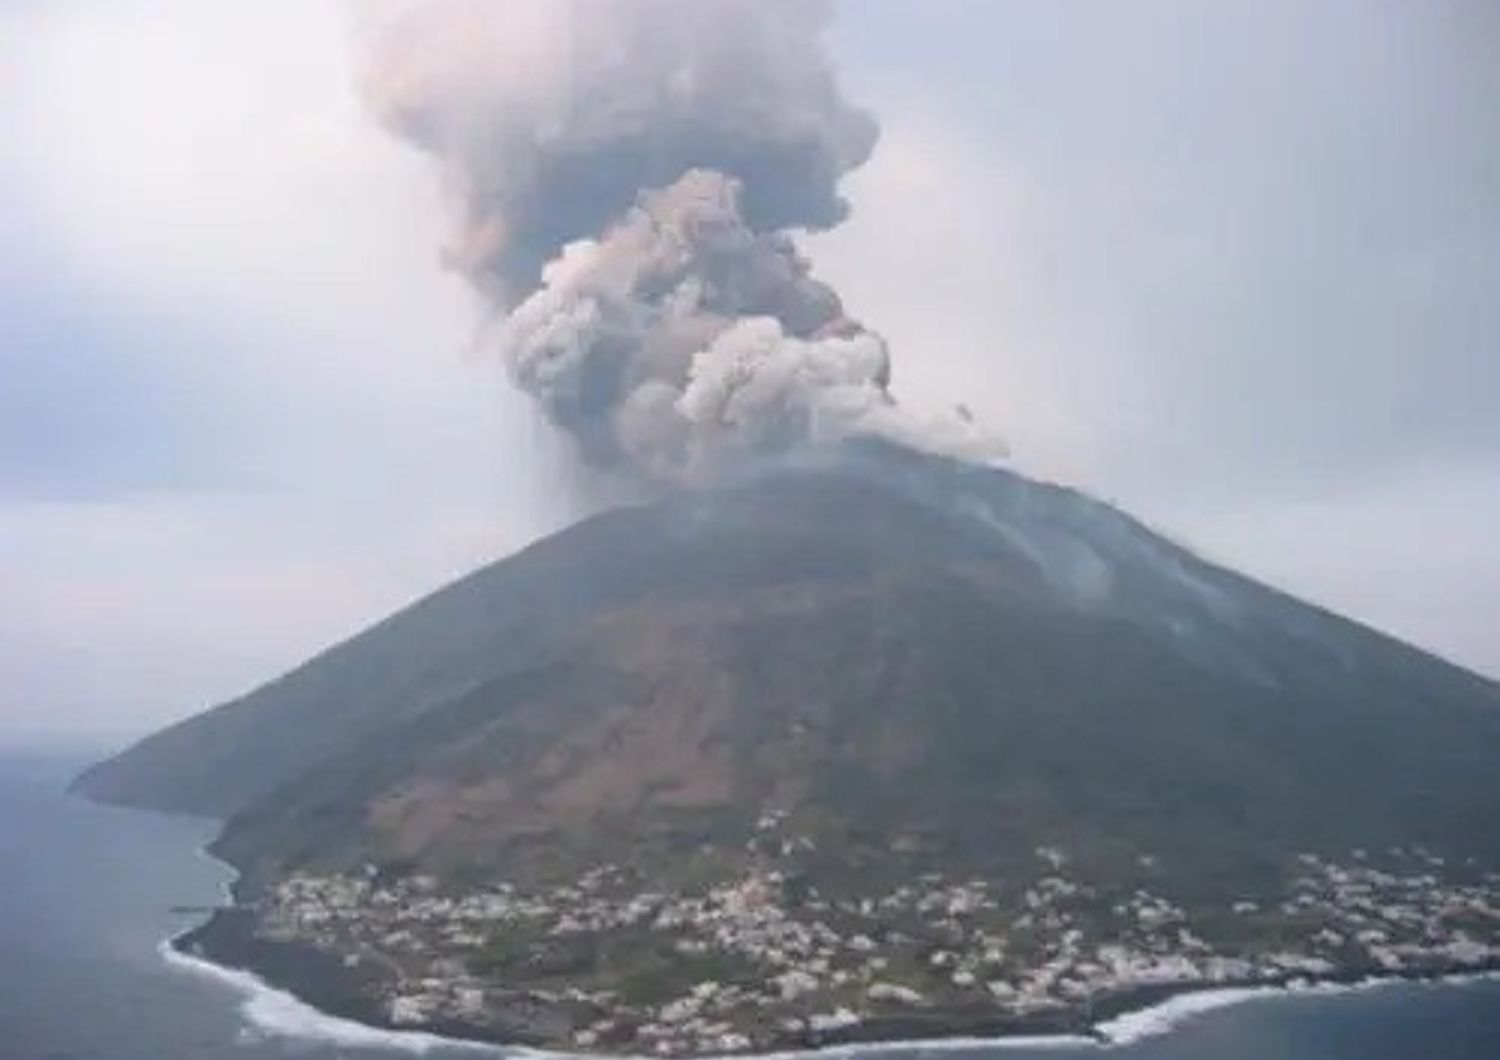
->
[164,848,1500,1058]
[168,843,505,1054]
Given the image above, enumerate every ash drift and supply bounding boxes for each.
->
[362,0,1000,482]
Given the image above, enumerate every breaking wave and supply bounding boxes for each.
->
[1092,986,1282,1045]
[1093,970,1500,1047]
[157,933,497,1055]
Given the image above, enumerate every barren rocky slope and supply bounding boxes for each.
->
[77,443,1500,897]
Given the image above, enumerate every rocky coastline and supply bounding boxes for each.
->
[174,902,1500,1056]
[171,838,1500,1058]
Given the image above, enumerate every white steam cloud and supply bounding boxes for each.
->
[362,0,1002,483]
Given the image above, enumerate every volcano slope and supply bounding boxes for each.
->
[76,443,1500,1049]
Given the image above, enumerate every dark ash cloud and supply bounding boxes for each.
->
[362,0,1000,483]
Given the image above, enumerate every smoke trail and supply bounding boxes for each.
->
[362,0,1002,482]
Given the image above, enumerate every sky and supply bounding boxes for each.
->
[1,0,1497,746]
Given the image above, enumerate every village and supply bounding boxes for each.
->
[254,823,1500,1057]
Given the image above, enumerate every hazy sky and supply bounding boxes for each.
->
[2,0,1497,745]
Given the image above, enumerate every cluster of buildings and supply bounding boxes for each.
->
[253,839,1500,1056]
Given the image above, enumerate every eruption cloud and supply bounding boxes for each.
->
[362,0,1003,483]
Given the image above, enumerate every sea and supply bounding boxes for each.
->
[3,749,1499,1060]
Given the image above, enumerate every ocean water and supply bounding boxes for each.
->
[2,750,1499,1060]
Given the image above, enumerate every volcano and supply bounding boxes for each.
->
[73,443,1500,1051]
[77,443,1500,892]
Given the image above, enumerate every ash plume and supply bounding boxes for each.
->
[362,0,1002,483]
